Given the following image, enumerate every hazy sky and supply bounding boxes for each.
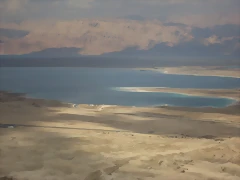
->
[0,0,240,27]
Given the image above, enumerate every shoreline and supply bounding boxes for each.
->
[1,90,240,127]
[1,89,239,109]
[135,66,240,78]
[114,87,240,99]
[113,87,240,107]
[1,89,240,112]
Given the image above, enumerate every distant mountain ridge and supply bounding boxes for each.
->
[25,48,82,57]
[0,19,239,57]
[102,39,240,58]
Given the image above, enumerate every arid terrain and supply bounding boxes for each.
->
[0,91,240,180]
[0,19,193,55]
[1,1,240,179]
[1,18,239,57]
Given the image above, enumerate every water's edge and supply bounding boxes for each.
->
[1,89,238,109]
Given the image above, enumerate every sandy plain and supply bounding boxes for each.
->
[0,91,240,180]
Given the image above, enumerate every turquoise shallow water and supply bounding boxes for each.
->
[0,67,239,107]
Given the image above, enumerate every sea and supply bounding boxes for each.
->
[0,67,239,107]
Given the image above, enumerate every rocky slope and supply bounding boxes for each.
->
[0,19,193,55]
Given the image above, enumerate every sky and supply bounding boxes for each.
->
[0,0,240,27]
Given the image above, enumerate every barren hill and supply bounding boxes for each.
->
[0,19,193,55]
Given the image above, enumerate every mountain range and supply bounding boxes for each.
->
[0,19,239,58]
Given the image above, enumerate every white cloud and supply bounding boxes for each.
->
[203,35,221,46]
[202,35,240,46]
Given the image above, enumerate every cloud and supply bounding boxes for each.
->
[202,35,240,53]
[202,35,222,46]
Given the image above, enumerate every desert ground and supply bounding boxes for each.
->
[0,91,240,180]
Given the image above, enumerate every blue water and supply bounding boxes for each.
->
[0,67,239,107]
